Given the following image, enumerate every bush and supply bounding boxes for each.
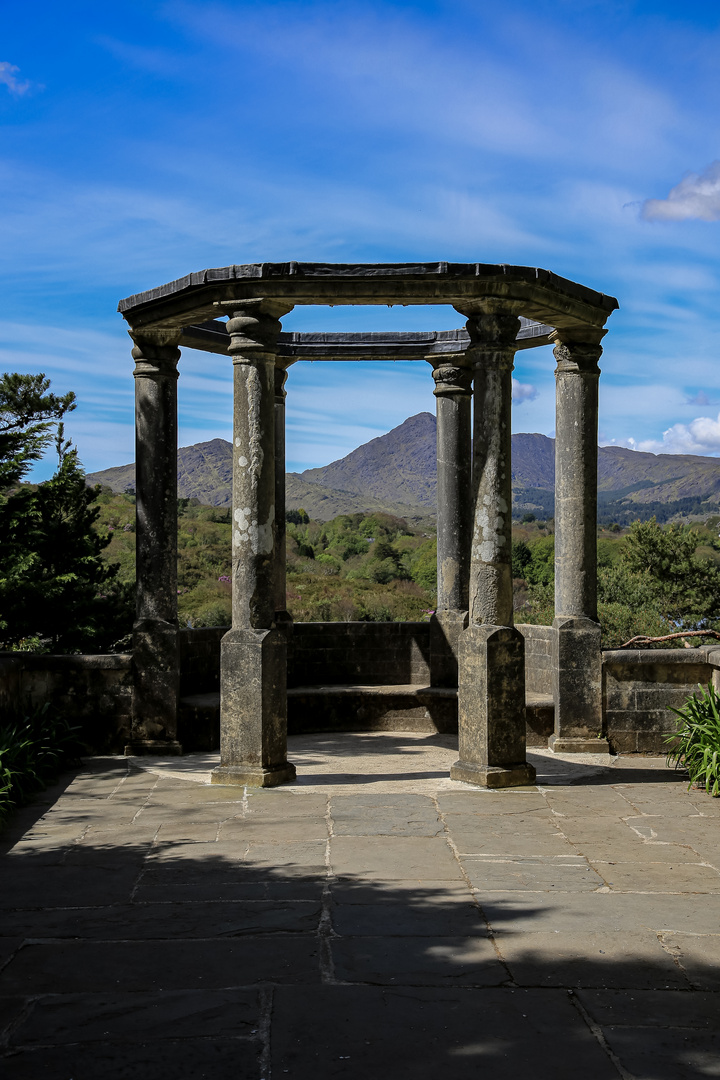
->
[666,683,720,796]
[0,703,82,825]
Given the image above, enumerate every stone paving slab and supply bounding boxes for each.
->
[270,986,616,1079]
[1,1038,263,1080]
[2,734,720,1079]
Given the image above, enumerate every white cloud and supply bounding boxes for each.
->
[0,62,30,95]
[641,162,720,222]
[631,412,720,456]
[512,379,538,404]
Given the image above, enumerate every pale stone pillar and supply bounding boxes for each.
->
[127,331,182,755]
[274,361,295,621]
[550,328,610,753]
[451,305,535,788]
[212,301,296,787]
[428,360,472,686]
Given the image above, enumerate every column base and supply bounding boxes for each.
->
[549,735,610,755]
[450,759,536,788]
[211,762,296,788]
[124,740,182,757]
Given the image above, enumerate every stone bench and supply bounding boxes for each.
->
[178,687,554,751]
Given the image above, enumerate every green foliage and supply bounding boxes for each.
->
[408,538,437,592]
[619,518,720,626]
[524,535,555,587]
[666,683,720,797]
[0,703,82,825]
[286,508,309,525]
[511,539,532,578]
[0,372,76,490]
[595,601,668,648]
[0,431,133,652]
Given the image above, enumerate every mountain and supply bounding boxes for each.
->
[298,413,438,508]
[87,412,720,522]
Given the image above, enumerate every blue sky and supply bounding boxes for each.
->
[2,0,720,478]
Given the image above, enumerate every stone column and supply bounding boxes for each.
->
[127,331,182,755]
[274,360,295,622]
[427,359,472,686]
[212,301,296,787]
[274,359,296,686]
[550,328,610,753]
[451,304,535,788]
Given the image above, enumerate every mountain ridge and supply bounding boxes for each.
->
[87,413,720,521]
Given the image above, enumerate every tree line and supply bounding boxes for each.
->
[4,373,720,651]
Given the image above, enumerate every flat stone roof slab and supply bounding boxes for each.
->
[118,262,618,333]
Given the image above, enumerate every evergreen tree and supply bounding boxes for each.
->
[0,388,133,652]
[0,373,76,490]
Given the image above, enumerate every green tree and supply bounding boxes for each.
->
[618,518,720,627]
[0,397,132,651]
[0,373,76,490]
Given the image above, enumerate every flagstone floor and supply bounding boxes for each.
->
[1,733,719,1079]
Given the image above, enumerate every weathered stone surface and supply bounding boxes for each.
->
[130,333,182,754]
[0,938,320,994]
[330,836,462,880]
[271,986,614,1080]
[477,891,720,935]
[551,330,606,752]
[552,616,606,751]
[330,793,443,836]
[589,861,720,893]
[2,1039,263,1080]
[332,934,505,986]
[214,627,294,787]
[430,609,468,689]
[498,929,687,989]
[462,855,604,892]
[430,359,471,688]
[11,988,261,1044]
[454,624,534,786]
[5,738,719,1079]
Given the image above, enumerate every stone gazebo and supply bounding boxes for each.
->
[118,262,618,788]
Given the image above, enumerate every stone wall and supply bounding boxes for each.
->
[179,628,225,694]
[2,631,716,757]
[518,624,554,696]
[602,648,711,754]
[0,653,133,754]
[288,622,431,686]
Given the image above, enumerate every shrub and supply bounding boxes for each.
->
[665,683,720,797]
[0,703,82,825]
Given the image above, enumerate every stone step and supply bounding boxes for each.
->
[178,686,554,751]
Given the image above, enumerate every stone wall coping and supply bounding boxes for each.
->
[602,648,710,665]
[0,652,132,670]
[293,621,429,633]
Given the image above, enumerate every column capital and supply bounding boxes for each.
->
[274,365,289,402]
[217,299,293,366]
[428,360,473,397]
[130,330,181,379]
[550,327,607,376]
[455,301,524,372]
[274,357,297,403]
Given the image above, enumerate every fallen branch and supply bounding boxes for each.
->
[616,629,720,649]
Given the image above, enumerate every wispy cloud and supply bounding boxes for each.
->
[0,61,31,95]
[512,379,538,404]
[641,162,720,222]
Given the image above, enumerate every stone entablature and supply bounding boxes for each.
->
[118,261,618,788]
